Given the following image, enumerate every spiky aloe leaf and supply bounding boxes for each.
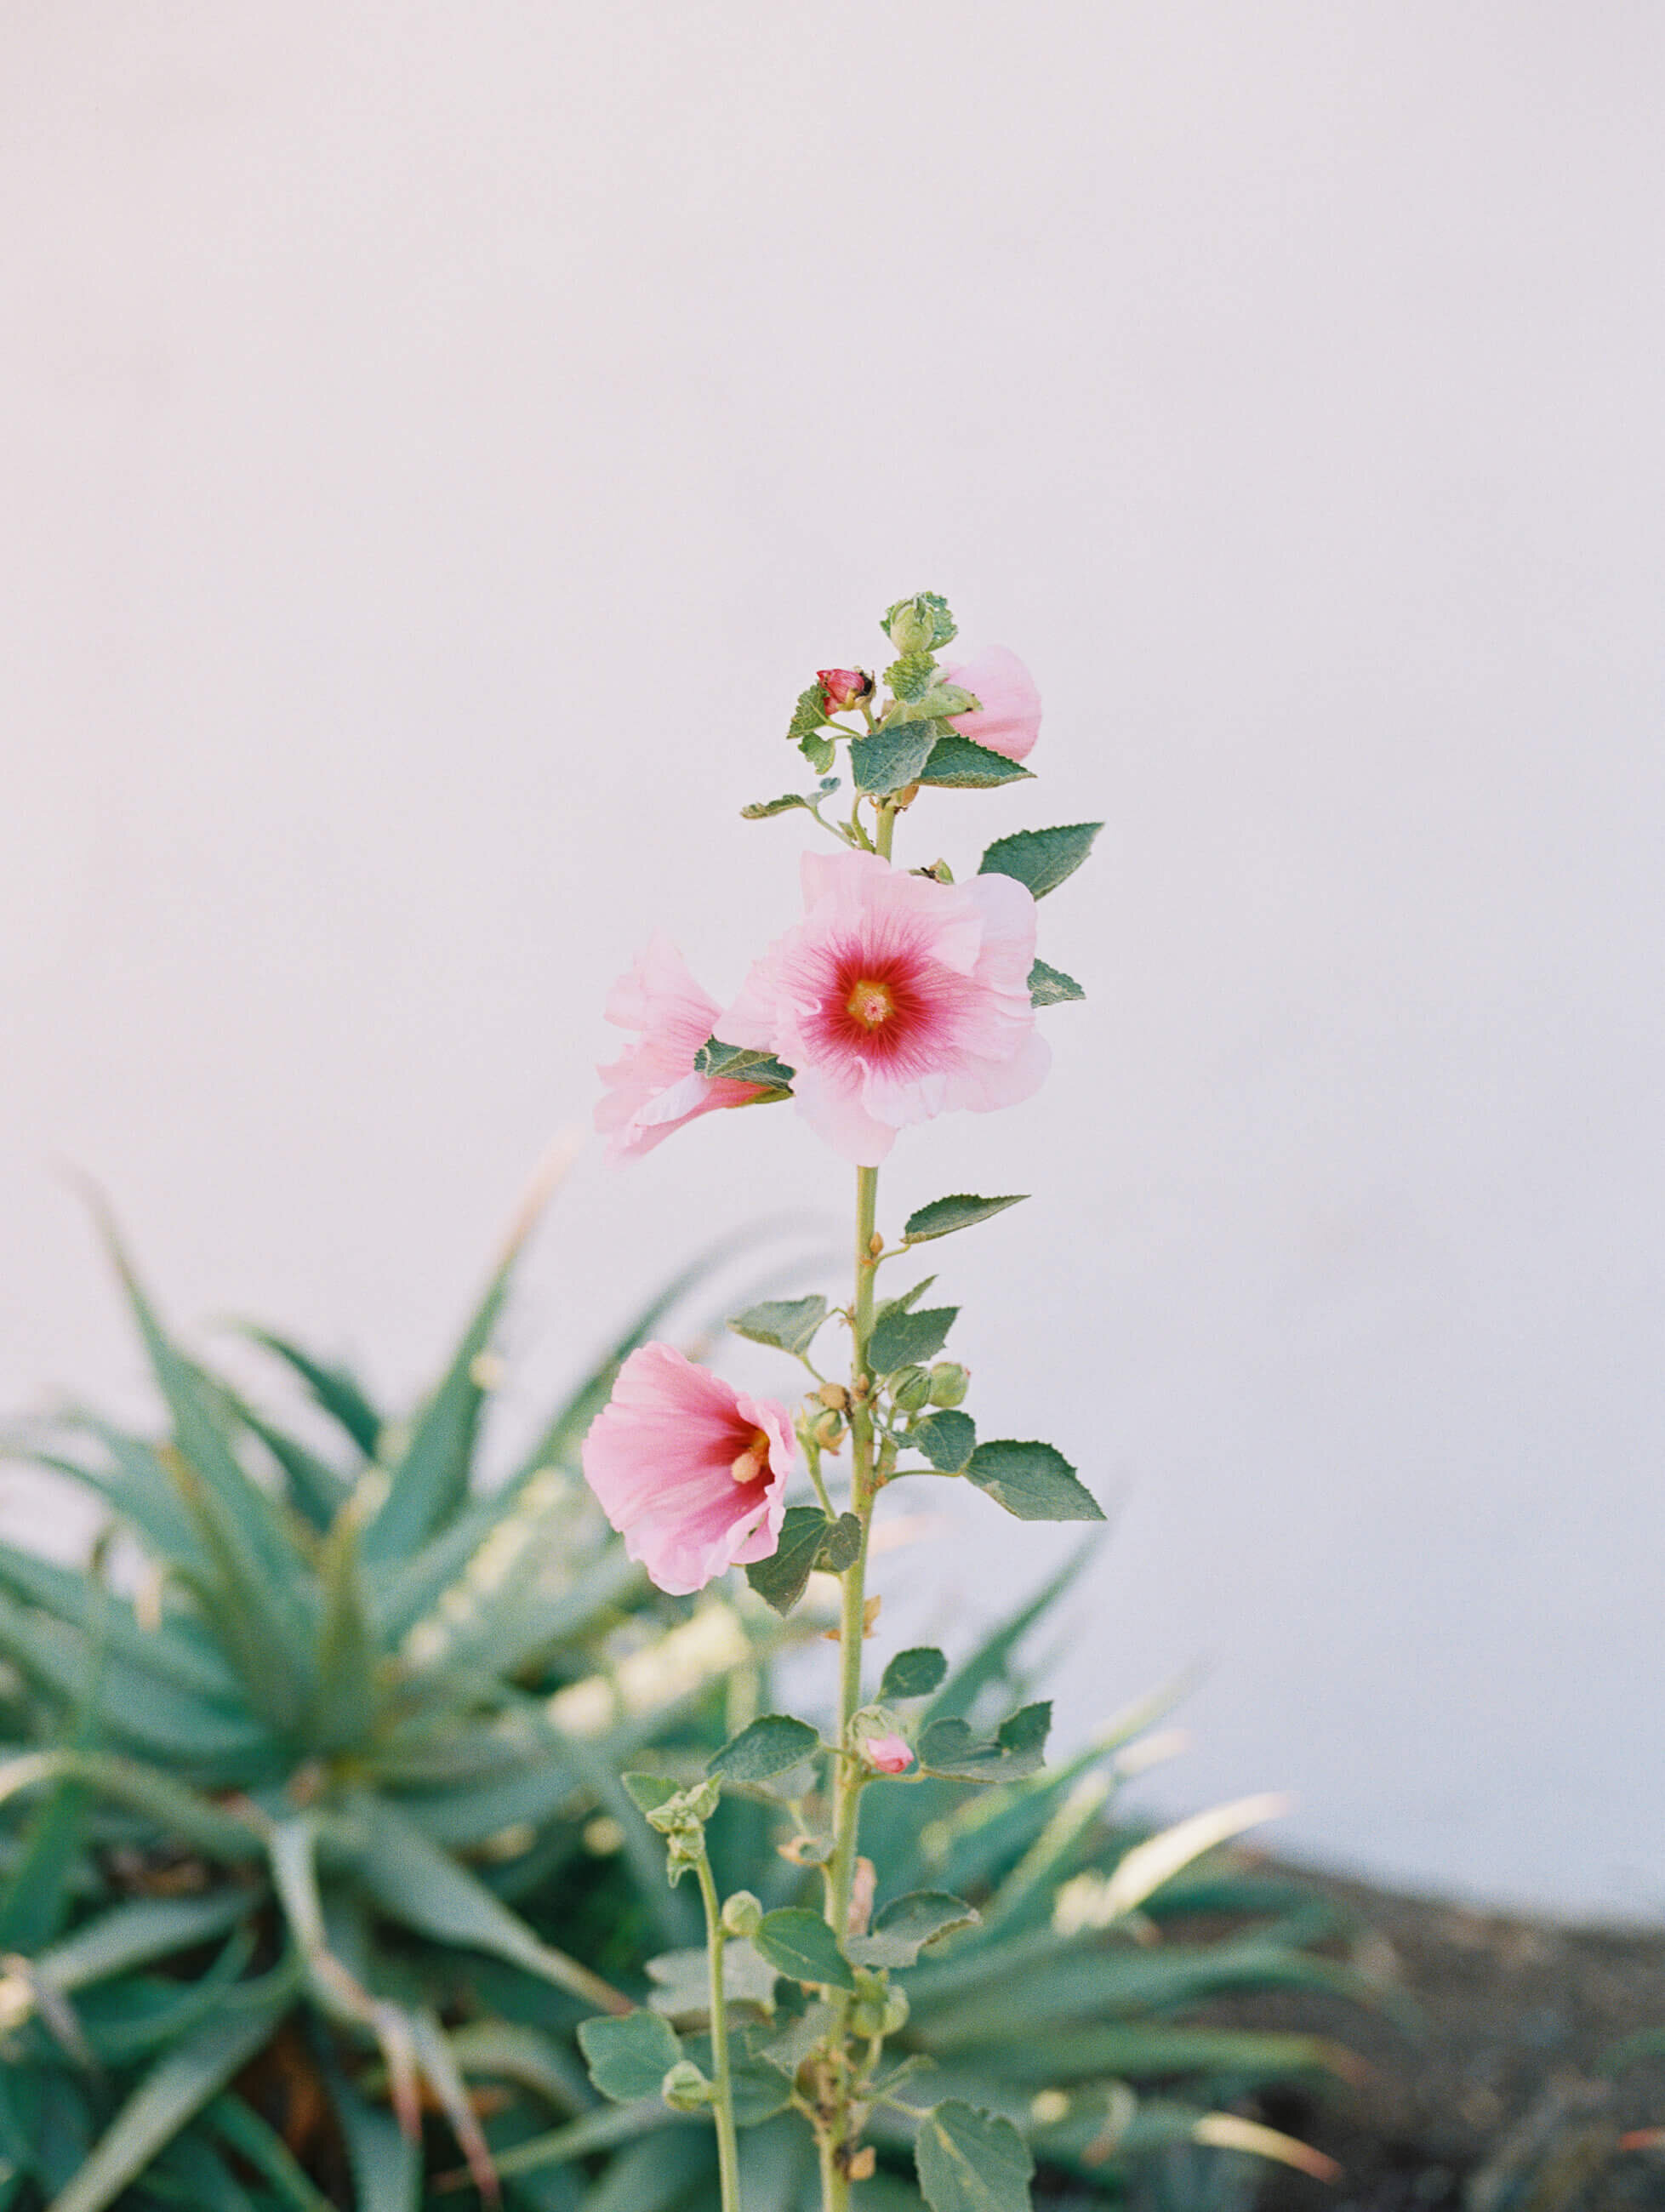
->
[0,1540,242,1705]
[303,1508,381,1753]
[0,1751,265,1861]
[237,1326,385,1458]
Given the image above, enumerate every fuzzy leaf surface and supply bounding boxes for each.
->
[694,1038,797,1087]
[917,733,1035,789]
[978,822,1103,900]
[645,1942,778,2020]
[964,1441,1104,1523]
[904,1194,1028,1246]
[880,1646,949,1701]
[739,791,814,820]
[727,1296,827,1356]
[915,2100,1035,2212]
[1028,959,1084,1006]
[577,2012,681,2104]
[909,1411,976,1473]
[849,721,939,795]
[917,1701,1052,1784]
[869,1305,958,1374]
[846,1892,978,1970]
[744,1508,859,1616]
[750,1908,857,1992]
[707,1714,821,1784]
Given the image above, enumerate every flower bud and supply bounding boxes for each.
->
[817,667,874,713]
[927,1361,970,1409]
[861,1732,914,1776]
[891,1365,932,1413]
[816,1382,849,1412]
[881,1987,910,2034]
[882,592,957,656]
[661,2060,714,2111]
[721,1890,763,1938]
[809,1406,846,1451]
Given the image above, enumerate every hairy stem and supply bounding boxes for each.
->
[695,1856,743,2212]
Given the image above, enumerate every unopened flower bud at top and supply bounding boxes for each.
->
[927,1361,970,1409]
[721,1889,763,1938]
[816,1382,849,1412]
[882,591,957,657]
[852,1712,914,1775]
[661,2059,714,2112]
[891,1365,932,1414]
[817,667,874,714]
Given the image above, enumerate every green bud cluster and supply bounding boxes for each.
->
[927,1360,970,1408]
[882,591,958,657]
[644,1777,721,1885]
[720,1889,763,1938]
[661,2058,716,2111]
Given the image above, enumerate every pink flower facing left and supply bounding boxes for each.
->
[596,932,772,1161]
[719,849,1049,1166]
[941,644,1042,762]
[581,1342,794,1595]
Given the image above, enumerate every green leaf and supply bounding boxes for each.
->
[978,822,1103,900]
[576,2013,682,2105]
[621,1772,682,1815]
[915,2100,1035,2212]
[43,1997,283,2212]
[880,1647,949,1701]
[750,1908,856,1993]
[682,2021,793,2128]
[798,731,835,774]
[325,2077,419,2212]
[201,2096,337,2212]
[356,1799,626,2016]
[849,721,940,796]
[0,1749,265,1861]
[743,1506,859,1616]
[904,1194,1028,1246]
[916,1702,1052,1784]
[693,1038,797,1087]
[304,1510,379,1753]
[1027,959,1084,1006]
[874,1274,937,1322]
[645,1942,779,2020]
[917,733,1035,789]
[37,1891,254,1994]
[869,1305,958,1373]
[0,1769,86,1952]
[239,1327,384,1457]
[910,1411,976,1473]
[846,1892,978,1970]
[707,1714,820,1785]
[739,791,815,820]
[727,1296,827,1356]
[785,681,830,745]
[964,1441,1104,1523]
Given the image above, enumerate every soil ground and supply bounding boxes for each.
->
[1210,1862,1665,2211]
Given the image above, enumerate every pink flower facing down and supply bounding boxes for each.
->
[596,932,773,1161]
[581,1342,795,1595]
[719,849,1048,1166]
[941,645,1042,763]
[862,1733,915,1776]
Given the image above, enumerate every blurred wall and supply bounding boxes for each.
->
[2,3,1661,1917]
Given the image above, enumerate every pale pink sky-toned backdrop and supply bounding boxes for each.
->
[3,3,1661,1917]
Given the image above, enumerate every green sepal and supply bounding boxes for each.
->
[909,1411,976,1473]
[869,1304,958,1374]
[1028,959,1085,1006]
[727,1295,826,1355]
[845,1890,978,1970]
[878,1647,949,1701]
[916,1701,1052,1785]
[978,822,1103,899]
[694,1038,797,1087]
[904,1194,1028,1245]
[918,733,1035,789]
[744,1508,860,1616]
[576,2012,681,2104]
[707,1714,820,1785]
[964,1440,1104,1523]
[621,1772,681,1816]
[915,2099,1035,2212]
[849,721,940,795]
[750,1908,856,1992]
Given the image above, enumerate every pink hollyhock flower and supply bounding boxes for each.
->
[580,1342,795,1595]
[862,1733,915,1776]
[940,645,1042,763]
[817,667,873,713]
[718,850,1048,1166]
[596,932,773,1161]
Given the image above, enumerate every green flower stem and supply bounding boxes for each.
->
[822,800,900,2209]
[694,1855,742,2212]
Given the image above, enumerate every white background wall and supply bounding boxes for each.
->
[3,3,1661,1918]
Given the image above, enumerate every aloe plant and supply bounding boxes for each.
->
[0,1187,776,2212]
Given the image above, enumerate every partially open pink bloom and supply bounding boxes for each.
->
[941,645,1042,763]
[817,667,873,713]
[596,932,771,1161]
[862,1733,915,1776]
[580,1342,795,1595]
[719,850,1048,1166]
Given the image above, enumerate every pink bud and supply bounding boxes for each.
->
[817,667,874,714]
[863,1733,914,1776]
